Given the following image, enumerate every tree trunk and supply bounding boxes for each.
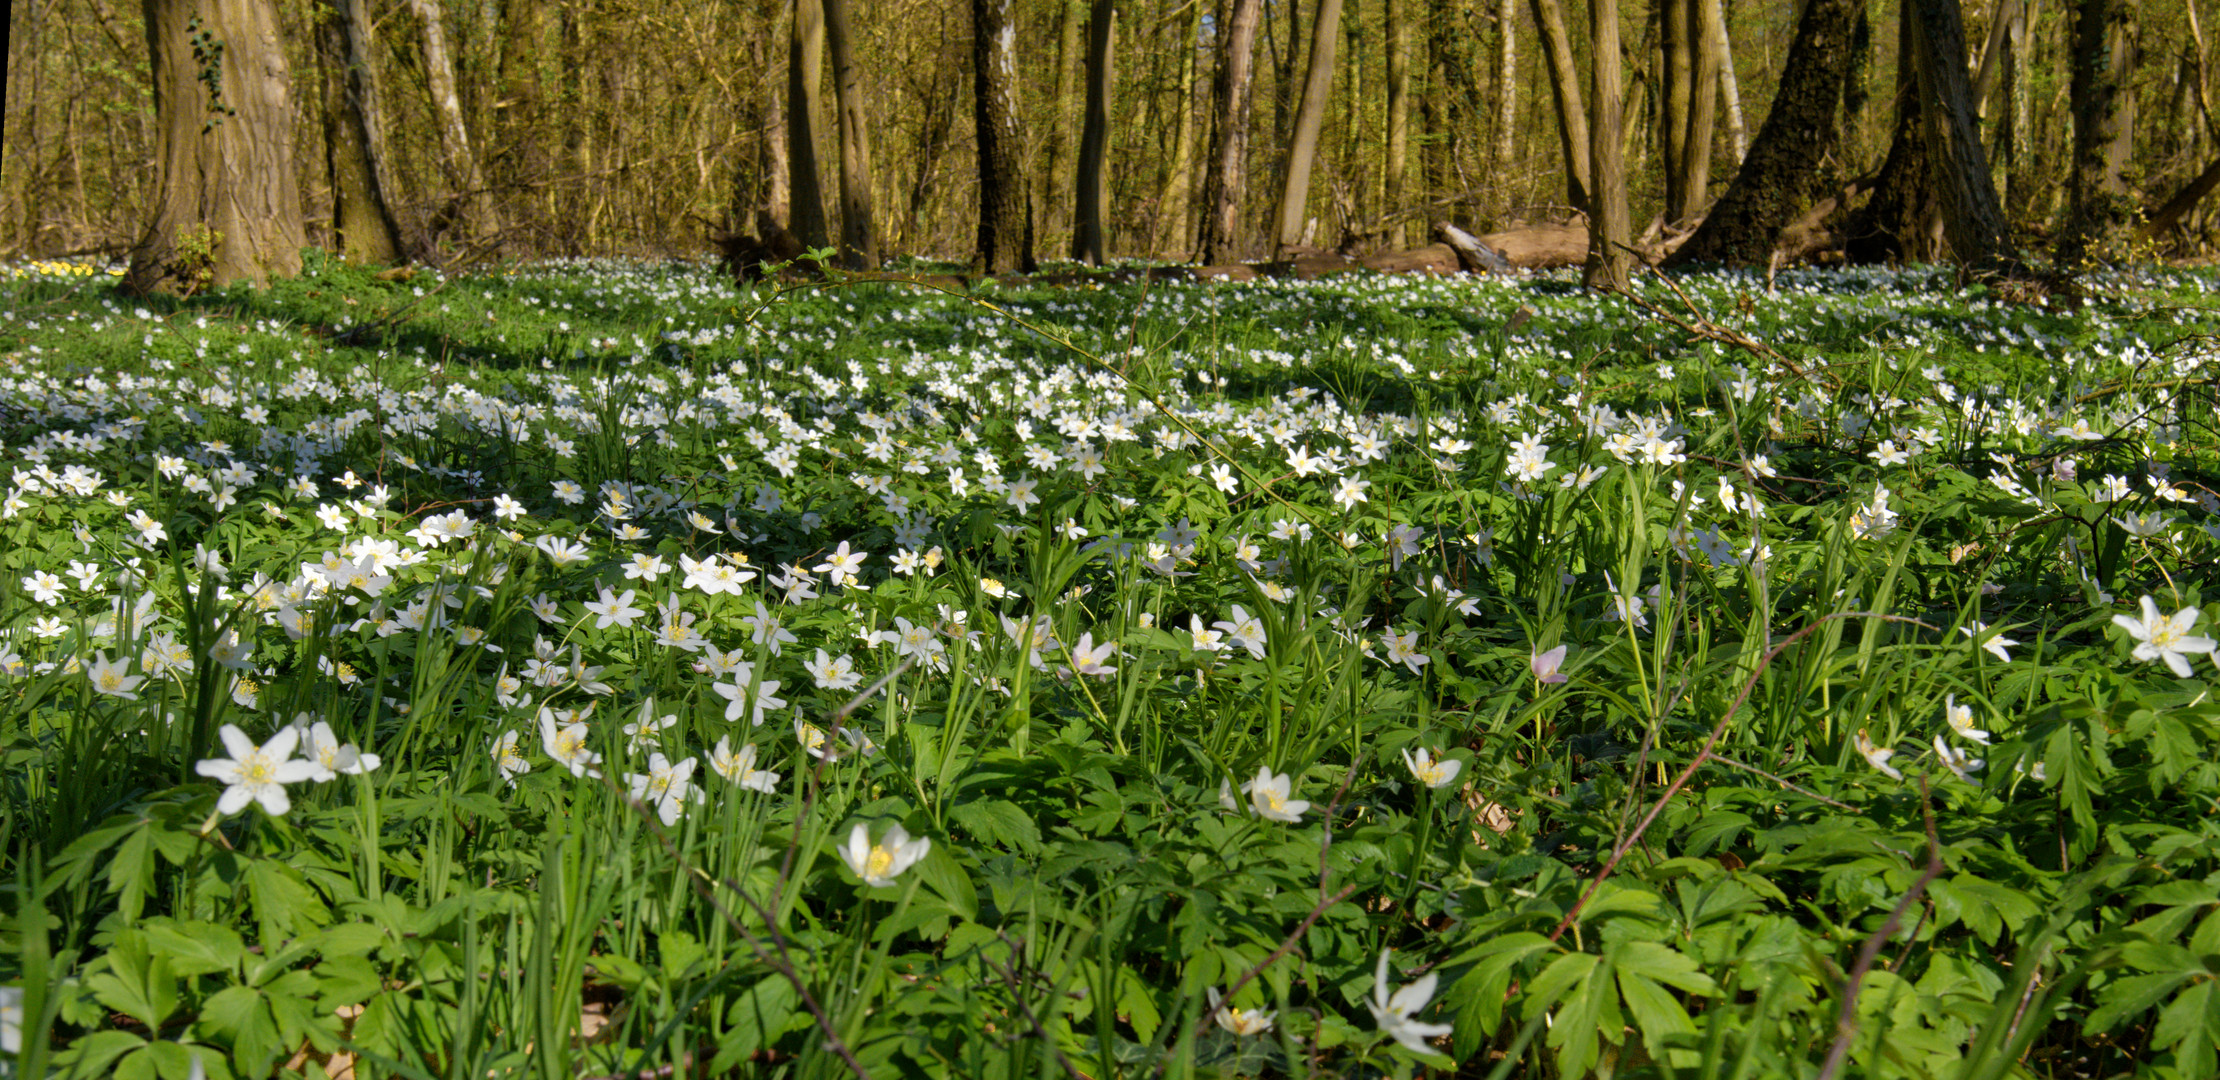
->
[1585,0,1631,289]
[1665,0,1854,267]
[1676,0,1720,223]
[1906,0,2016,271]
[2059,0,2138,264]
[317,0,405,264]
[1071,0,1115,264]
[972,0,1033,272]
[822,0,876,268]
[2139,154,2220,243]
[1846,0,1948,263]
[1385,0,1414,247]
[1704,0,1744,165]
[1274,0,1344,254]
[406,0,498,248]
[1040,0,1086,245]
[1154,0,1204,256]
[1494,0,1518,182]
[1199,0,1264,264]
[1660,0,1694,220]
[1531,0,1592,213]
[787,0,829,251]
[125,0,305,293]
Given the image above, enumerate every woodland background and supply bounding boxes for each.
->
[2,0,2215,278]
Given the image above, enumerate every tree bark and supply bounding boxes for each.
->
[1071,0,1115,264]
[787,0,830,252]
[1846,0,1948,264]
[1703,0,1744,164]
[1274,0,1344,254]
[822,0,876,268]
[126,0,305,292]
[1494,0,1518,182]
[1660,0,1694,220]
[405,0,499,248]
[2059,0,2138,264]
[1154,0,1204,256]
[1585,0,1631,289]
[972,0,1033,272]
[1040,0,1086,245]
[1676,0,1720,223]
[1198,0,1264,264]
[1531,0,1592,213]
[317,0,405,264]
[1385,0,1414,247]
[1665,0,1854,267]
[1905,0,2016,271]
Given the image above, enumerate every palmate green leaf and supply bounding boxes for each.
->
[1542,950,1621,1079]
[950,797,1044,855]
[196,984,286,1078]
[2086,970,2197,1033]
[1448,931,1555,1057]
[711,972,802,1072]
[2151,979,2220,1079]
[141,919,244,977]
[86,932,178,1032]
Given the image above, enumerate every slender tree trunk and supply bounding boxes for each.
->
[1494,0,1518,181]
[1040,0,1086,245]
[787,0,829,251]
[1660,0,1694,219]
[1385,0,1413,247]
[822,0,876,268]
[1532,0,1592,213]
[318,0,405,263]
[406,0,499,247]
[1155,0,1204,256]
[1198,0,1264,263]
[126,0,306,292]
[1704,0,1744,165]
[2139,154,2220,242]
[1665,0,1854,266]
[1676,0,1719,222]
[1906,0,2015,271]
[2059,0,2138,264]
[1274,0,1344,253]
[1072,0,1115,264]
[1585,0,1631,289]
[972,0,1033,272]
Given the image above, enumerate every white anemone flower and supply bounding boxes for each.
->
[1367,949,1453,1056]
[1943,695,1990,746]
[2112,595,2218,678]
[1207,986,1276,1036]
[1246,766,1310,823]
[625,752,699,827]
[1401,748,1462,789]
[1854,729,1902,781]
[1934,735,1983,784]
[195,724,319,816]
[840,822,931,887]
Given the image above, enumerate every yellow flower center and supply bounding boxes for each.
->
[865,846,896,879]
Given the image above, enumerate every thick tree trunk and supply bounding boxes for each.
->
[2059,0,2138,264]
[822,0,876,269]
[1665,0,1854,267]
[1585,0,1631,289]
[126,0,305,293]
[317,0,404,264]
[1274,0,1344,254]
[1071,0,1114,264]
[1199,0,1264,264]
[972,0,1033,272]
[787,0,829,251]
[1905,0,2016,271]
[1660,0,1694,220]
[406,0,498,248]
[1846,0,1948,264]
[1531,0,1592,213]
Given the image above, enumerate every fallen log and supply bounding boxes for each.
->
[1431,222,1516,273]
[1256,254,1359,280]
[1359,244,1461,275]
[1475,224,1590,269]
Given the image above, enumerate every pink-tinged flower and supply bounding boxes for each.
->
[1530,645,1568,684]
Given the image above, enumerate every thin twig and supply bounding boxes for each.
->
[1814,775,1946,1080]
[1546,612,1938,944]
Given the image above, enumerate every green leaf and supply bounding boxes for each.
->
[244,858,329,944]
[197,985,284,1078]
[87,932,178,1032]
[714,973,801,1071]
[1449,932,1554,1057]
[1544,951,1620,1079]
[2150,979,2220,1079]
[142,920,244,978]
[950,798,1043,855]
[1117,965,1162,1045]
